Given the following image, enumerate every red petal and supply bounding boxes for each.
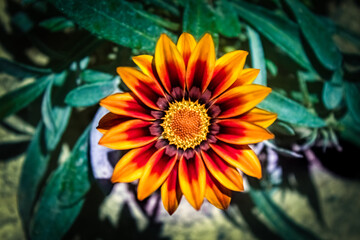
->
[96,112,130,134]
[177,32,197,67]
[205,170,232,209]
[217,119,274,145]
[117,67,163,110]
[111,143,157,183]
[137,148,177,200]
[208,50,248,99]
[178,154,206,210]
[155,34,186,92]
[161,161,182,215]
[201,149,244,191]
[210,141,262,179]
[239,108,277,128]
[214,85,271,119]
[186,33,215,92]
[100,92,155,121]
[98,119,157,150]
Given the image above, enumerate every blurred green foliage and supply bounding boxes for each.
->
[1,0,360,239]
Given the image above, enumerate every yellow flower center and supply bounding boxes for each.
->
[161,100,210,150]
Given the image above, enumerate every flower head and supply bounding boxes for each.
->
[97,33,276,214]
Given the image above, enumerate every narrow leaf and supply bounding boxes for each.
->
[0,58,51,79]
[250,189,321,240]
[81,69,114,83]
[30,127,91,240]
[344,81,360,124]
[48,0,175,51]
[39,17,75,32]
[41,79,57,133]
[284,0,342,70]
[215,0,241,37]
[183,0,216,40]
[0,75,51,120]
[258,91,326,128]
[247,26,266,86]
[231,0,312,70]
[65,80,118,107]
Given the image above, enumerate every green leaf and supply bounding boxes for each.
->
[30,127,91,240]
[183,0,216,40]
[258,91,325,127]
[231,0,312,70]
[322,70,343,110]
[18,105,71,232]
[284,0,342,70]
[215,0,241,38]
[266,59,278,77]
[39,17,75,32]
[0,58,52,79]
[143,0,180,17]
[18,123,50,230]
[344,81,360,124]
[250,189,321,240]
[41,79,56,133]
[81,69,114,83]
[247,26,266,86]
[269,121,296,136]
[0,75,51,120]
[48,0,175,51]
[44,106,72,151]
[65,80,118,107]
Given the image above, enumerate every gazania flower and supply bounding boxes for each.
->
[97,33,276,214]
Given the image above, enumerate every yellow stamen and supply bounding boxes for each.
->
[161,100,210,150]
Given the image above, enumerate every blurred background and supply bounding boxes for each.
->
[1,0,360,239]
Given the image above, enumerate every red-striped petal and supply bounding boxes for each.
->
[208,50,248,99]
[210,141,262,179]
[214,85,271,119]
[100,92,155,121]
[231,68,260,88]
[132,55,156,79]
[137,148,177,200]
[239,108,277,128]
[155,34,186,92]
[216,119,274,145]
[161,161,182,215]
[178,153,206,210]
[98,119,157,150]
[201,149,244,191]
[177,32,197,67]
[111,143,157,183]
[96,112,130,134]
[205,170,232,209]
[117,67,163,110]
[186,33,215,92]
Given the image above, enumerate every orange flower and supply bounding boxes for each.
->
[97,33,276,214]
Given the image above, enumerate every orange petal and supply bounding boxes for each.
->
[178,154,206,210]
[231,68,260,88]
[210,141,262,179]
[161,161,182,215]
[137,148,177,200]
[205,170,232,209]
[214,85,271,119]
[177,32,197,67]
[155,34,186,93]
[217,119,274,145]
[239,107,277,128]
[201,149,244,192]
[117,67,163,110]
[98,119,157,150]
[100,92,155,121]
[132,55,155,78]
[97,112,130,134]
[186,33,215,92]
[111,143,157,183]
[208,50,248,99]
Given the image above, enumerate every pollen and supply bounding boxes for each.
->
[161,100,210,150]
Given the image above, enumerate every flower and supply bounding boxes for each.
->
[97,33,276,215]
